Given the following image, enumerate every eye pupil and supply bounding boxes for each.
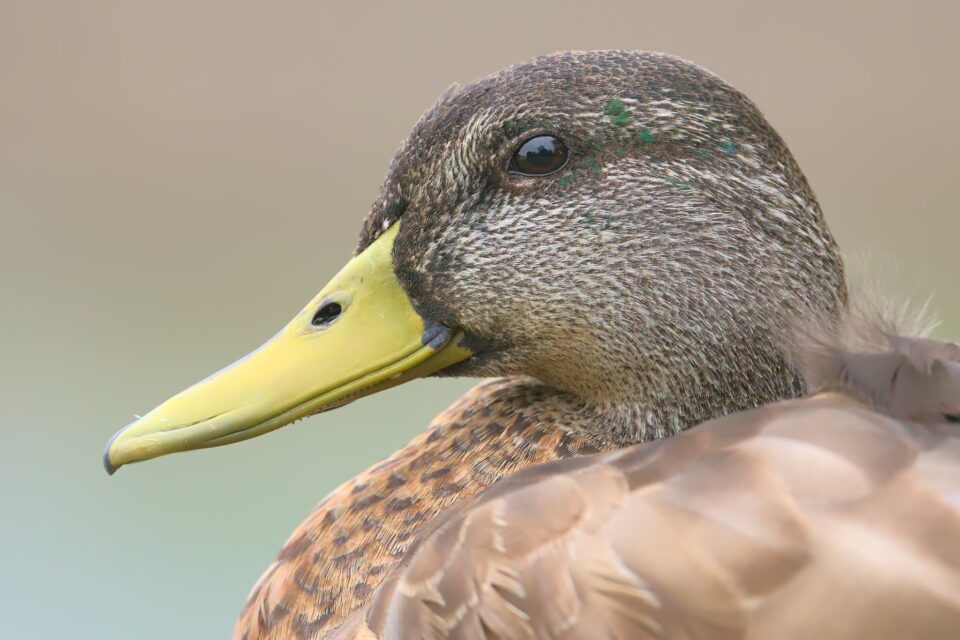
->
[510,135,568,176]
[312,301,343,326]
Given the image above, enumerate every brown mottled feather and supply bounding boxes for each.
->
[333,332,960,639]
[235,379,618,640]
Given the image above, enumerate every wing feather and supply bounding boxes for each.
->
[357,387,960,639]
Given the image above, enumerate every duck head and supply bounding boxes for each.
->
[105,50,846,473]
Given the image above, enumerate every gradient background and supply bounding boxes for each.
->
[2,2,958,638]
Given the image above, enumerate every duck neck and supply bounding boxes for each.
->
[526,328,807,444]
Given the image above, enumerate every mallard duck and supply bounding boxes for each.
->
[104,51,960,639]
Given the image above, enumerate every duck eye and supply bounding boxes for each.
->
[508,135,568,176]
[312,301,343,327]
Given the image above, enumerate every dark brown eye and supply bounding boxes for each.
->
[508,135,568,176]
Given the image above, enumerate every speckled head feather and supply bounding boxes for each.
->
[360,50,845,441]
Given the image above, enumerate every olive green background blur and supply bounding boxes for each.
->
[2,1,957,638]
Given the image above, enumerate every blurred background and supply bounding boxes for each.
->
[1,1,957,637]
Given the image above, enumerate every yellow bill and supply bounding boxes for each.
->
[103,222,471,474]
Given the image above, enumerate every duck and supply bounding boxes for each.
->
[103,50,960,639]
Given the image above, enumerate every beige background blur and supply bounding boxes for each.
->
[1,1,957,638]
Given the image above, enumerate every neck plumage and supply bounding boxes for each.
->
[530,328,807,444]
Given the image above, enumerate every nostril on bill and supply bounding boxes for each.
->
[312,301,343,327]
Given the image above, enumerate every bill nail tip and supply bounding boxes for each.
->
[102,423,129,476]
[103,450,120,475]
